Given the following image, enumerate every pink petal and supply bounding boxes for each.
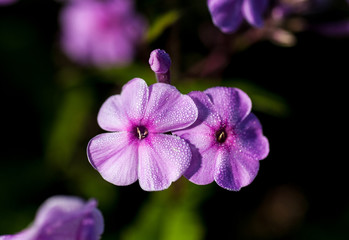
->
[242,0,269,28]
[204,87,252,126]
[87,132,139,186]
[236,113,269,160]
[97,78,148,131]
[184,143,219,185]
[174,91,222,185]
[214,147,260,191]
[142,83,198,133]
[0,196,104,240]
[138,134,192,191]
[207,0,244,33]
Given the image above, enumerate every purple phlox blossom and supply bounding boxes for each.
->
[207,0,269,33]
[0,196,104,240]
[174,87,269,191]
[87,78,198,191]
[149,49,172,84]
[60,0,147,67]
[0,0,16,5]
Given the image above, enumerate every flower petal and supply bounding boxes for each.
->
[207,0,244,33]
[242,0,269,28]
[214,147,260,191]
[174,91,222,185]
[184,142,218,185]
[0,196,104,240]
[142,83,198,133]
[87,132,138,186]
[138,133,191,191]
[236,113,269,160]
[97,78,148,131]
[204,87,252,126]
[34,197,104,240]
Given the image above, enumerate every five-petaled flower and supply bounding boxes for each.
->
[174,87,269,191]
[207,0,269,33]
[87,78,198,191]
[0,196,104,240]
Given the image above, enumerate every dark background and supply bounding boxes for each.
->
[1,0,348,239]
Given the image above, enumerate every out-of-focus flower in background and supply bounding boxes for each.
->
[87,78,198,191]
[0,196,104,240]
[60,0,147,68]
[0,0,16,5]
[207,0,269,33]
[175,88,269,191]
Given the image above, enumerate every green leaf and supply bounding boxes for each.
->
[45,85,94,168]
[146,10,181,43]
[121,180,208,240]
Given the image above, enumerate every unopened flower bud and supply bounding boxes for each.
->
[149,49,171,84]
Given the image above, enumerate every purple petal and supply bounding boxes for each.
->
[149,49,171,74]
[0,0,16,5]
[214,147,260,191]
[138,134,192,191]
[236,113,269,160]
[60,0,146,67]
[207,0,244,33]
[87,132,139,186]
[0,196,104,240]
[184,142,218,185]
[242,0,269,27]
[174,91,222,185]
[204,87,252,126]
[142,83,198,133]
[97,78,148,131]
[34,197,103,240]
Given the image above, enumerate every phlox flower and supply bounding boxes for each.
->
[0,196,104,240]
[0,0,16,5]
[207,0,269,33]
[87,78,198,191]
[60,0,146,67]
[174,87,269,191]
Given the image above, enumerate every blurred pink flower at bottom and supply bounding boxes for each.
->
[0,196,104,240]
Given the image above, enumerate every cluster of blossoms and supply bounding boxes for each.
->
[1,2,271,239]
[87,49,269,191]
[0,196,104,240]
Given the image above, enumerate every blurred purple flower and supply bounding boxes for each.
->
[174,88,269,191]
[87,78,198,191]
[60,0,147,67]
[0,196,104,240]
[0,0,16,5]
[149,49,172,84]
[207,0,269,33]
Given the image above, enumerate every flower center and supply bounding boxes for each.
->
[135,126,148,140]
[215,129,227,143]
